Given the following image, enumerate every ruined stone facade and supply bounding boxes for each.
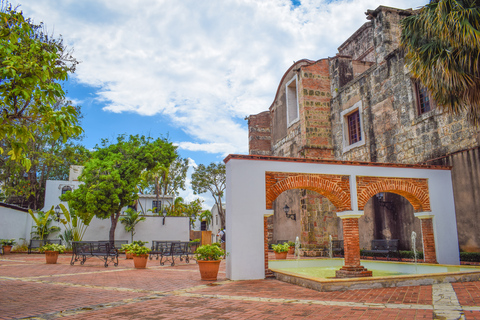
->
[248,5,480,253]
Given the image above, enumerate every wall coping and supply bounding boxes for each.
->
[224,154,452,170]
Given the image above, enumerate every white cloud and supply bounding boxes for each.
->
[19,0,426,156]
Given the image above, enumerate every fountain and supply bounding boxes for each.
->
[328,235,333,259]
[294,236,301,260]
[411,231,418,273]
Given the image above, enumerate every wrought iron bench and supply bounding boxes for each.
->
[150,241,191,266]
[70,241,119,267]
[362,239,399,260]
[98,240,128,250]
[28,239,62,254]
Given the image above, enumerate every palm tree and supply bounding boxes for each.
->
[401,0,480,124]
[119,209,146,243]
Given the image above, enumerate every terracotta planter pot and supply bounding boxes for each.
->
[133,254,149,268]
[45,251,59,264]
[274,251,288,259]
[288,247,294,255]
[125,251,133,259]
[3,245,12,255]
[197,260,221,281]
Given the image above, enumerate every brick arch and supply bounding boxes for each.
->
[356,177,431,212]
[265,172,351,212]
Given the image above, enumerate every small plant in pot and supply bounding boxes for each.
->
[195,243,226,281]
[128,243,151,269]
[272,243,290,259]
[39,243,66,264]
[122,241,147,260]
[1,239,16,254]
[287,241,295,254]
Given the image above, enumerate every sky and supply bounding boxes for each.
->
[17,0,426,208]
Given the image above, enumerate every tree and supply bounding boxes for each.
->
[28,207,60,240]
[138,157,189,213]
[62,135,177,243]
[119,208,146,243]
[191,162,226,228]
[401,0,480,124]
[0,100,90,210]
[0,2,82,170]
[199,209,213,230]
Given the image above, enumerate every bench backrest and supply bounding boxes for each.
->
[332,240,344,250]
[29,239,62,248]
[371,239,399,251]
[98,240,128,250]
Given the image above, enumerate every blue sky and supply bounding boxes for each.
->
[18,0,426,207]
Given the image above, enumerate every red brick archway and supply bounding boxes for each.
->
[265,172,351,212]
[356,176,431,212]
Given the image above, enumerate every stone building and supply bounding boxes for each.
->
[248,5,480,253]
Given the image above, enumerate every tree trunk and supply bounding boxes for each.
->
[109,212,121,243]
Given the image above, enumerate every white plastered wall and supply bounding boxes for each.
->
[225,157,459,281]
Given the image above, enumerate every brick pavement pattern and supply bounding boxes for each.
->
[1,254,480,319]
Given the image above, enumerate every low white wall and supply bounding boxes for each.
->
[58,215,190,243]
[0,206,34,245]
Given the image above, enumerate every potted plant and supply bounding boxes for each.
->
[272,243,290,259]
[195,243,225,281]
[39,243,66,264]
[121,241,147,260]
[128,243,151,269]
[287,241,295,254]
[1,239,16,254]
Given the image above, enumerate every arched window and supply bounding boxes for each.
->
[61,186,72,195]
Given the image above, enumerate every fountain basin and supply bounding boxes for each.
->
[269,258,480,292]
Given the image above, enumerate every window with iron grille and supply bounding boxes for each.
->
[347,110,361,145]
[415,81,433,115]
[61,186,72,195]
[152,200,161,213]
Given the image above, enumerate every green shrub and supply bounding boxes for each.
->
[40,243,66,253]
[272,243,290,253]
[128,243,151,256]
[195,244,225,261]
[460,252,480,262]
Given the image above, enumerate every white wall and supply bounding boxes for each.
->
[80,215,189,242]
[226,156,459,280]
[0,205,34,245]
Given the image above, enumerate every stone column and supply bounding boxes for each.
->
[415,214,437,264]
[335,215,372,278]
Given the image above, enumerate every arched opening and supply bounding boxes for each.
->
[271,189,341,254]
[359,192,422,252]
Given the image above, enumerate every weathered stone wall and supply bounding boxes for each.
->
[248,111,271,155]
[425,147,480,253]
[337,22,374,62]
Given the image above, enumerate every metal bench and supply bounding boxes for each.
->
[362,239,399,260]
[98,240,128,250]
[150,241,191,266]
[28,239,62,254]
[70,241,119,267]
[331,240,344,256]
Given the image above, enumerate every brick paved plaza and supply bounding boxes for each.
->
[1,253,480,319]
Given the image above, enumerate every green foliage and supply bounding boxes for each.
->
[0,3,83,170]
[58,203,93,242]
[401,0,480,124]
[192,239,201,243]
[272,243,290,253]
[39,243,66,253]
[121,241,148,253]
[199,210,212,229]
[191,162,226,228]
[195,244,225,261]
[28,207,60,240]
[287,241,295,247]
[460,252,480,262]
[62,134,177,242]
[119,208,146,242]
[0,238,15,246]
[127,243,151,256]
[59,229,73,249]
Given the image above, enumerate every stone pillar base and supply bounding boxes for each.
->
[335,266,372,278]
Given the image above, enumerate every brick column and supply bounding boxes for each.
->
[335,216,372,278]
[419,217,437,264]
